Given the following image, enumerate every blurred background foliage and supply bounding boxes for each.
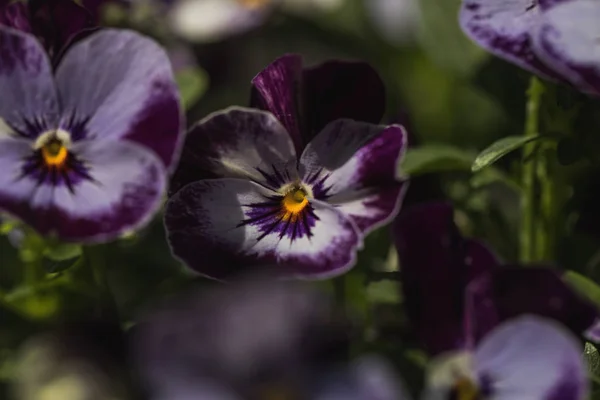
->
[3,0,600,397]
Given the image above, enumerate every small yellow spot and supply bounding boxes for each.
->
[282,188,309,216]
[41,140,68,167]
[454,377,479,400]
[237,0,271,9]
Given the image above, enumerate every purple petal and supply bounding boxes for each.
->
[169,108,297,196]
[532,0,600,95]
[299,120,408,234]
[0,1,32,33]
[459,0,563,80]
[164,178,362,279]
[302,60,386,142]
[465,267,598,346]
[0,138,166,242]
[54,29,183,168]
[474,316,588,400]
[0,26,58,138]
[393,202,499,355]
[251,54,304,153]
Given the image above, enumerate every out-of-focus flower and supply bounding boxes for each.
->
[165,54,408,280]
[0,27,182,242]
[393,202,599,355]
[423,315,588,400]
[0,0,99,62]
[134,277,407,400]
[460,0,600,95]
[365,0,421,46]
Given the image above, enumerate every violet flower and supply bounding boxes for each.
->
[460,0,600,95]
[134,278,407,400]
[393,202,598,355]
[0,26,182,242]
[165,54,408,279]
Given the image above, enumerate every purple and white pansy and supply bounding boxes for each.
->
[460,0,600,95]
[0,26,182,242]
[165,54,408,279]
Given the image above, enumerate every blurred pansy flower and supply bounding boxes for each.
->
[165,54,408,279]
[365,0,421,46]
[393,202,599,356]
[460,0,600,95]
[0,0,99,62]
[0,27,182,242]
[423,315,588,400]
[134,277,407,400]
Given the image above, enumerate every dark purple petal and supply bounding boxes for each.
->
[465,267,598,346]
[0,138,166,242]
[393,202,499,355]
[299,120,408,234]
[0,1,31,33]
[459,0,564,80]
[164,178,362,280]
[54,29,183,168]
[0,26,58,138]
[302,60,385,142]
[474,316,587,400]
[251,54,304,153]
[532,0,600,95]
[169,108,297,196]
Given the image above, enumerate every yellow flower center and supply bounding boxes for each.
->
[282,188,309,215]
[237,0,271,9]
[454,377,479,400]
[41,139,68,167]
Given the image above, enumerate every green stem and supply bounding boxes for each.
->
[82,246,118,320]
[520,77,545,263]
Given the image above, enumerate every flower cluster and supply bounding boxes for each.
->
[460,0,600,95]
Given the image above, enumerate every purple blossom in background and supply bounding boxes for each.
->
[460,0,600,95]
[165,54,408,280]
[0,27,182,242]
[393,202,599,355]
[134,278,407,400]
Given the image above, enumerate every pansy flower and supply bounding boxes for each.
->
[134,277,407,400]
[0,27,182,242]
[460,0,600,95]
[165,54,408,279]
[393,201,599,355]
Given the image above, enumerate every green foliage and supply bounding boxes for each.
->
[175,67,209,111]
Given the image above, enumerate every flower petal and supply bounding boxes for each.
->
[393,202,500,355]
[54,29,182,168]
[169,107,297,195]
[474,316,588,400]
[465,267,598,346]
[459,0,563,80]
[251,54,304,153]
[532,0,600,95]
[164,178,362,279]
[299,119,407,233]
[0,138,166,242]
[302,60,386,142]
[0,1,32,33]
[0,26,58,138]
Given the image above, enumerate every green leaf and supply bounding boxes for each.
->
[175,67,208,110]
[43,243,82,262]
[563,271,600,309]
[472,135,542,172]
[401,144,475,176]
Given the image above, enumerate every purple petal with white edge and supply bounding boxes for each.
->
[299,119,407,234]
[303,60,386,142]
[164,178,362,280]
[54,28,182,167]
[0,138,166,242]
[0,26,58,139]
[459,0,564,80]
[465,267,598,347]
[314,356,409,400]
[169,107,297,196]
[393,202,500,355]
[251,54,304,153]
[474,315,588,400]
[532,0,600,95]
